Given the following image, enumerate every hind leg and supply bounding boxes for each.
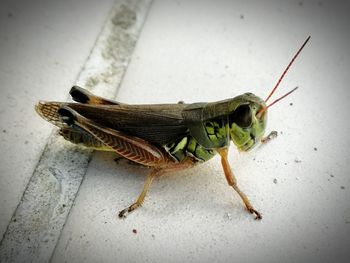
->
[69,86,123,105]
[57,106,197,217]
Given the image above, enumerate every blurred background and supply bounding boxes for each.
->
[1,0,350,262]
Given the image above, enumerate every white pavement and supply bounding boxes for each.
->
[1,1,350,263]
[0,0,114,241]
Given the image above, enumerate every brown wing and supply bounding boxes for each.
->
[35,101,67,128]
[36,101,189,146]
[66,103,190,146]
[58,106,171,166]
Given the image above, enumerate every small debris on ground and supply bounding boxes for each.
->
[273,178,278,184]
[240,14,244,19]
[132,229,137,234]
[340,186,345,190]
[224,213,232,220]
[314,147,318,151]
[289,102,293,106]
[294,158,302,163]
[330,174,334,178]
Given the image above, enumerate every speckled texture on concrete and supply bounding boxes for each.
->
[51,1,350,263]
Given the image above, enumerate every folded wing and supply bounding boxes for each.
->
[36,101,189,146]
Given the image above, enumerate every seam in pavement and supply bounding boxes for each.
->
[0,1,152,262]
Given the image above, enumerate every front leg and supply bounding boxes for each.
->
[261,130,278,144]
[217,148,262,220]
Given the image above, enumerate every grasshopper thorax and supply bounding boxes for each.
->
[228,93,267,151]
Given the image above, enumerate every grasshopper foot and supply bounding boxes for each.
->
[248,207,262,220]
[118,203,140,219]
[261,131,278,144]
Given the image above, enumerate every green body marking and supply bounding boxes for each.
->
[164,136,215,162]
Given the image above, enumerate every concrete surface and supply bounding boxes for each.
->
[2,0,350,263]
[0,0,114,240]
[0,0,151,262]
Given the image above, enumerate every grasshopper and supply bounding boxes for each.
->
[35,37,310,220]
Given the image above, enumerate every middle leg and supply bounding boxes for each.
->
[118,168,161,218]
[118,158,196,218]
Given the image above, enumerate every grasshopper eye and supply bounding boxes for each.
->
[230,104,252,128]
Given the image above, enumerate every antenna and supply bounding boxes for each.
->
[265,36,310,102]
[257,86,298,118]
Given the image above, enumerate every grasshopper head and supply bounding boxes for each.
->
[228,93,267,151]
[229,36,310,151]
[229,86,297,151]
